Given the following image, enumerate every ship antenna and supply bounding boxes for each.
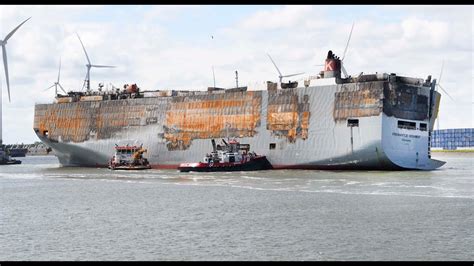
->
[212,66,216,88]
[235,70,238,88]
[210,34,217,88]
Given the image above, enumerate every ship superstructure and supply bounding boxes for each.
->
[33,50,445,170]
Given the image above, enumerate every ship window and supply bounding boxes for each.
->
[347,119,359,127]
[269,143,276,150]
[398,120,416,130]
[420,123,427,131]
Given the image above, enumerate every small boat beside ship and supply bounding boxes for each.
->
[5,145,28,157]
[178,139,273,172]
[0,147,21,165]
[108,144,151,170]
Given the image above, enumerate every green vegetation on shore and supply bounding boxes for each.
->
[432,149,474,153]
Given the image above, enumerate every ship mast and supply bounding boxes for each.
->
[235,70,238,88]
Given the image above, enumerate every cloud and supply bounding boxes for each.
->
[143,5,201,21]
[240,5,314,30]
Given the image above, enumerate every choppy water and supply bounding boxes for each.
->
[1,153,473,260]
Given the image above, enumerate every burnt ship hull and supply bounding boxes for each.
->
[33,75,445,171]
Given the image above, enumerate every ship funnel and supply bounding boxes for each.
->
[323,50,342,78]
[322,22,354,79]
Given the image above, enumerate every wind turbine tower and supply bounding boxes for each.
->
[76,33,116,92]
[0,17,31,146]
[266,53,305,83]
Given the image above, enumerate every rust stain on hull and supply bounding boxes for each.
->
[164,91,262,150]
[267,89,310,142]
[34,99,167,143]
[333,81,383,121]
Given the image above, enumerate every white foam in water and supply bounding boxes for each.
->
[241,175,265,180]
[345,181,361,185]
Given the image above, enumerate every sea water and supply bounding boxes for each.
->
[1,153,472,260]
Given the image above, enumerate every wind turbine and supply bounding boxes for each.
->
[435,60,455,102]
[0,17,31,103]
[45,57,67,96]
[434,60,455,131]
[0,17,30,156]
[76,32,116,92]
[267,53,305,83]
[339,22,355,78]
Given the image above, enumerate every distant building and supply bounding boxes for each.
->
[431,128,473,150]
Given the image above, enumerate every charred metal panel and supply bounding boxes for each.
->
[34,98,170,143]
[266,89,310,142]
[383,81,429,121]
[429,91,441,131]
[333,81,384,121]
[164,91,262,150]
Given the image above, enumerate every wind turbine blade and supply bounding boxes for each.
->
[2,45,11,102]
[437,84,455,102]
[266,53,282,77]
[438,60,444,85]
[76,32,91,65]
[57,57,61,83]
[3,17,31,43]
[341,64,348,78]
[90,64,116,68]
[342,22,355,61]
[282,72,305,78]
[58,83,67,94]
[44,84,55,91]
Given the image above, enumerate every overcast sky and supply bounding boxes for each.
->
[0,5,472,144]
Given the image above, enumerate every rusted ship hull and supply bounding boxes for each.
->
[33,75,445,170]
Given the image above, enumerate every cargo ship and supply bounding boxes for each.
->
[33,50,445,170]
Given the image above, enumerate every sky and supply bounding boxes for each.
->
[0,5,472,144]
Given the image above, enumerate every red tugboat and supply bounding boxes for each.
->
[108,144,151,170]
[178,139,272,172]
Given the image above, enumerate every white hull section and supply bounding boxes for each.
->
[38,113,443,170]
